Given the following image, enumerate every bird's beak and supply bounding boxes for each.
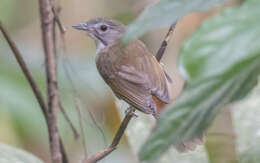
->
[72,23,89,31]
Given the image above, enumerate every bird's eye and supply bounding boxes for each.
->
[100,25,108,31]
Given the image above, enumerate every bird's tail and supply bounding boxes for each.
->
[153,95,204,152]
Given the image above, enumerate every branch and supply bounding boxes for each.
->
[1,19,68,163]
[0,21,48,118]
[85,107,135,163]
[38,0,63,162]
[52,6,66,34]
[51,3,79,140]
[110,107,135,147]
[60,139,69,163]
[1,2,71,162]
[155,22,176,62]
[85,147,115,163]
[59,102,79,139]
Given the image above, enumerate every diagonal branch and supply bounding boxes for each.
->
[85,107,135,163]
[0,21,48,121]
[110,107,135,148]
[59,102,79,139]
[155,22,176,62]
[85,147,116,163]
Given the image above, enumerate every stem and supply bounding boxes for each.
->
[155,23,176,62]
[85,108,135,163]
[38,0,62,162]
[0,21,48,117]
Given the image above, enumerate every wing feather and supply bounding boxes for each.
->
[96,40,170,114]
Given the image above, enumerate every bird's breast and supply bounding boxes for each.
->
[96,50,120,83]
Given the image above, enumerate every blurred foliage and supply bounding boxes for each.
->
[139,0,260,162]
[1,0,260,163]
[0,143,43,163]
[113,12,136,25]
[0,0,38,30]
[123,0,228,44]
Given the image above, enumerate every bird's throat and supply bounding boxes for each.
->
[95,40,106,54]
[93,34,108,54]
[87,32,107,54]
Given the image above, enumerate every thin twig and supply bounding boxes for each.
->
[58,39,102,157]
[59,138,69,163]
[58,39,90,156]
[110,107,135,147]
[52,1,79,160]
[50,2,79,140]
[52,6,66,34]
[155,22,176,62]
[75,99,88,160]
[85,108,135,163]
[85,147,116,163]
[59,37,107,154]
[38,0,62,162]
[0,21,48,117]
[59,102,79,139]
[54,20,78,162]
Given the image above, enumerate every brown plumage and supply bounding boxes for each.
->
[73,17,203,152]
[96,39,170,117]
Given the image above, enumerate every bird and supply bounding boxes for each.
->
[73,17,203,152]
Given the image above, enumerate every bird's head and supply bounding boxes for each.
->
[73,17,126,52]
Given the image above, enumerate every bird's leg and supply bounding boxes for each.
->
[125,106,138,117]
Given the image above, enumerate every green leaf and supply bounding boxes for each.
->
[0,143,43,163]
[123,0,228,44]
[139,0,260,162]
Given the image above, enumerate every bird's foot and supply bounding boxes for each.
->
[125,107,138,117]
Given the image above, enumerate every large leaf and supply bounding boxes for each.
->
[123,0,228,44]
[0,143,43,163]
[139,0,260,162]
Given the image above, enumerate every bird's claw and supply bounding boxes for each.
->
[125,107,138,117]
[131,112,138,117]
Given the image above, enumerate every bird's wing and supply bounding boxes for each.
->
[97,40,170,114]
[121,40,170,103]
